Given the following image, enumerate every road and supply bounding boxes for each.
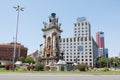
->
[0,73,120,80]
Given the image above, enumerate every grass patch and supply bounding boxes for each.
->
[0,68,120,75]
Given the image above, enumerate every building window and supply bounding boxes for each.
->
[81,37,83,41]
[77,37,79,41]
[89,59,92,61]
[82,59,84,61]
[66,59,68,61]
[89,56,92,58]
[89,52,92,54]
[85,37,87,41]
[89,49,91,51]
[70,59,72,61]
[82,23,84,26]
[85,22,87,25]
[67,38,68,42]
[74,46,76,48]
[78,23,80,26]
[70,39,72,42]
[74,38,76,42]
[89,42,91,44]
[74,23,76,26]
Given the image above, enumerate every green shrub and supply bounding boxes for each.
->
[17,67,27,72]
[34,62,44,71]
[76,64,88,71]
[0,65,5,68]
[102,67,109,72]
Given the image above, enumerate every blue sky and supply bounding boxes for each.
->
[0,0,120,57]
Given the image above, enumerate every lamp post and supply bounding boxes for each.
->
[60,50,64,60]
[12,5,24,72]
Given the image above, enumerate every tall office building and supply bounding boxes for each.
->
[60,17,98,67]
[96,32,105,57]
[104,48,108,58]
[96,32,105,49]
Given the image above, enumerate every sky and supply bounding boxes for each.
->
[0,0,120,57]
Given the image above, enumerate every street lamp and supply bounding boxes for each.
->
[60,50,64,60]
[12,5,24,72]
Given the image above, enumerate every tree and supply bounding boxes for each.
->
[34,62,44,71]
[109,57,120,68]
[18,56,25,63]
[25,57,35,64]
[97,57,107,68]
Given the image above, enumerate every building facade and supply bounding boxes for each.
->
[96,31,106,57]
[0,42,28,65]
[60,17,98,67]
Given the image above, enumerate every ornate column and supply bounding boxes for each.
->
[43,35,46,57]
[52,32,57,57]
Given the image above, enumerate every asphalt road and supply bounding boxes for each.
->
[0,73,120,80]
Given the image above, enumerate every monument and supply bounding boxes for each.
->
[42,13,63,70]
